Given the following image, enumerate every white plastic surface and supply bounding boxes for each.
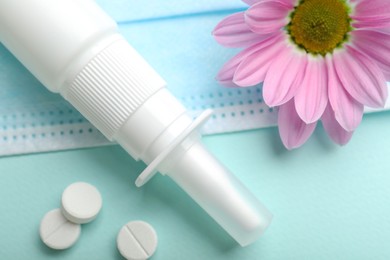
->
[114,88,188,161]
[165,141,273,246]
[117,221,158,260]
[39,209,81,250]
[0,0,118,92]
[135,109,212,187]
[61,182,102,224]
[63,39,166,139]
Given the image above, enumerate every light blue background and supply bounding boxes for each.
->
[1,111,390,259]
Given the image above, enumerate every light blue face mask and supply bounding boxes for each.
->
[0,0,389,156]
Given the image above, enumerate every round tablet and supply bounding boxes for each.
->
[61,182,102,224]
[117,221,158,260]
[40,209,81,250]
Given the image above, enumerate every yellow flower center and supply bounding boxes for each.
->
[288,0,352,56]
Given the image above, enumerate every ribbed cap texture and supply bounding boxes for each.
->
[63,40,166,139]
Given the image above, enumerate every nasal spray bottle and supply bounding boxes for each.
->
[0,0,272,246]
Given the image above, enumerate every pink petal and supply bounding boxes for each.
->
[213,12,266,48]
[326,55,364,132]
[278,99,317,150]
[351,29,390,80]
[242,0,262,5]
[233,32,285,86]
[216,33,282,86]
[333,46,387,108]
[351,0,390,29]
[242,0,296,6]
[245,1,292,36]
[321,105,353,146]
[263,48,307,106]
[294,56,328,124]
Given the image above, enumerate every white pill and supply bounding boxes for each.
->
[117,221,158,260]
[40,209,81,250]
[61,182,102,224]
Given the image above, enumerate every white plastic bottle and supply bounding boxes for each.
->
[0,0,272,246]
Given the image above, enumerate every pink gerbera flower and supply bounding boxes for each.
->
[213,0,390,149]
